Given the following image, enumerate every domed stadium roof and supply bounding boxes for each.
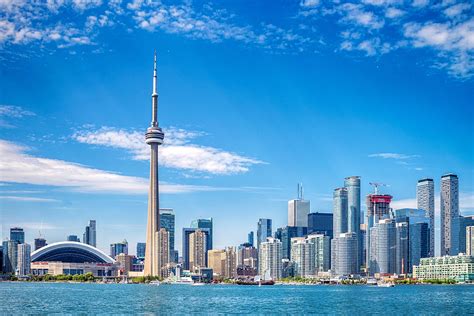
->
[31,241,114,264]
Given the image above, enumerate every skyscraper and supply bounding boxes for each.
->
[306,233,331,273]
[16,243,31,276]
[110,240,128,258]
[333,232,358,276]
[440,174,459,256]
[366,193,392,272]
[160,208,175,255]
[10,227,24,244]
[157,228,170,277]
[276,226,307,259]
[258,237,282,280]
[333,188,348,238]
[136,242,146,259]
[34,238,47,251]
[375,219,396,274]
[344,176,361,235]
[67,235,80,242]
[395,222,409,274]
[467,226,474,256]
[191,218,213,250]
[144,52,165,276]
[307,212,333,238]
[417,178,435,257]
[189,229,207,271]
[257,218,272,249]
[182,227,211,270]
[459,216,474,254]
[290,237,315,278]
[288,184,310,227]
[248,231,254,246]
[2,240,18,274]
[83,220,96,247]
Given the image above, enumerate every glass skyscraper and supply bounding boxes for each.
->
[136,242,146,259]
[459,216,474,254]
[275,226,307,259]
[83,220,96,247]
[182,227,211,270]
[191,218,213,250]
[307,212,333,238]
[257,218,272,250]
[417,178,435,257]
[440,174,459,256]
[160,208,175,254]
[10,227,24,244]
[333,188,348,238]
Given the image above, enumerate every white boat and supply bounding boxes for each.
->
[377,282,395,287]
[366,278,378,285]
[168,277,194,285]
[192,282,205,286]
[149,280,161,286]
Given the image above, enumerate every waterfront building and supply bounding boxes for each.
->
[144,52,165,276]
[116,253,133,275]
[307,212,333,238]
[333,188,348,238]
[288,184,310,227]
[275,226,308,259]
[16,243,31,276]
[417,178,435,257]
[290,237,315,278]
[459,216,474,254]
[413,254,474,282]
[136,242,146,259]
[466,226,474,256]
[257,219,272,250]
[258,237,282,280]
[440,174,459,256]
[191,218,213,250]
[157,228,170,277]
[248,231,254,246]
[83,220,96,247]
[366,194,392,273]
[67,235,80,242]
[333,232,358,276]
[10,227,24,244]
[160,208,175,255]
[2,240,18,274]
[30,241,117,277]
[208,249,226,276]
[189,229,207,271]
[34,238,47,251]
[306,233,331,272]
[182,227,211,269]
[110,240,128,258]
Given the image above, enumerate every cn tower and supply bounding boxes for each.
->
[144,51,164,276]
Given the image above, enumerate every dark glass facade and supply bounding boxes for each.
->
[308,212,333,238]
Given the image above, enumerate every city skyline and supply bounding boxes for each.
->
[1,1,473,257]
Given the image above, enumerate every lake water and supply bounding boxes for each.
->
[1,282,473,314]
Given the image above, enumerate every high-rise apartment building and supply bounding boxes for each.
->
[157,228,170,278]
[466,226,474,256]
[395,222,409,274]
[189,229,207,271]
[258,237,282,280]
[275,226,307,259]
[136,242,146,259]
[10,227,24,244]
[160,208,175,254]
[182,227,211,270]
[375,219,396,275]
[257,219,272,249]
[83,220,96,247]
[34,238,47,251]
[110,240,128,258]
[366,194,392,273]
[440,174,459,256]
[344,176,361,235]
[191,218,213,251]
[307,212,333,238]
[290,237,314,278]
[306,233,331,272]
[333,232,358,276]
[417,178,435,257]
[288,187,311,227]
[2,240,18,274]
[237,243,258,271]
[248,231,254,246]
[16,243,31,276]
[459,216,474,254]
[333,188,348,237]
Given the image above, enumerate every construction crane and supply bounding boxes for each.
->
[369,182,388,194]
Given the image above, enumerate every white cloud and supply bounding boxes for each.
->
[412,0,429,8]
[301,0,320,8]
[0,105,35,118]
[443,3,471,18]
[72,126,264,175]
[385,7,405,19]
[338,3,385,30]
[0,139,225,194]
[392,192,474,214]
[369,153,420,160]
[0,196,60,202]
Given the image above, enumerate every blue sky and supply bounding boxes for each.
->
[0,0,473,256]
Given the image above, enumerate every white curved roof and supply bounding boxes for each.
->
[31,241,115,264]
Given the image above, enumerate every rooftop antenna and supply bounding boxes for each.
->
[297,183,304,200]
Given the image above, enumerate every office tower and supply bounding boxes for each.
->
[67,235,80,242]
[291,237,315,278]
[307,233,331,272]
[467,226,474,256]
[257,219,272,249]
[276,226,307,259]
[2,240,18,273]
[157,228,170,277]
[333,188,348,237]
[34,238,47,251]
[16,243,31,276]
[110,240,128,258]
[182,227,211,270]
[10,227,24,244]
[375,219,396,274]
[208,249,226,276]
[417,178,435,257]
[136,242,146,259]
[333,232,358,276]
[395,222,409,274]
[288,185,310,227]
[459,216,474,254]
[366,194,392,272]
[440,174,459,256]
[360,224,367,267]
[345,176,361,235]
[258,237,282,280]
[224,246,237,278]
[248,231,254,246]
[83,220,96,247]
[307,212,333,238]
[237,243,258,269]
[189,229,207,271]
[191,218,213,250]
[144,52,165,277]
[160,208,175,254]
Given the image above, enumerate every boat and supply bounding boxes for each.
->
[377,282,395,287]
[366,278,378,286]
[192,282,205,286]
[149,280,161,286]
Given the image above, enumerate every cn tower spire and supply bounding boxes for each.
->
[151,50,158,127]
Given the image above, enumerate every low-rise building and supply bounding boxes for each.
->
[413,254,474,282]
